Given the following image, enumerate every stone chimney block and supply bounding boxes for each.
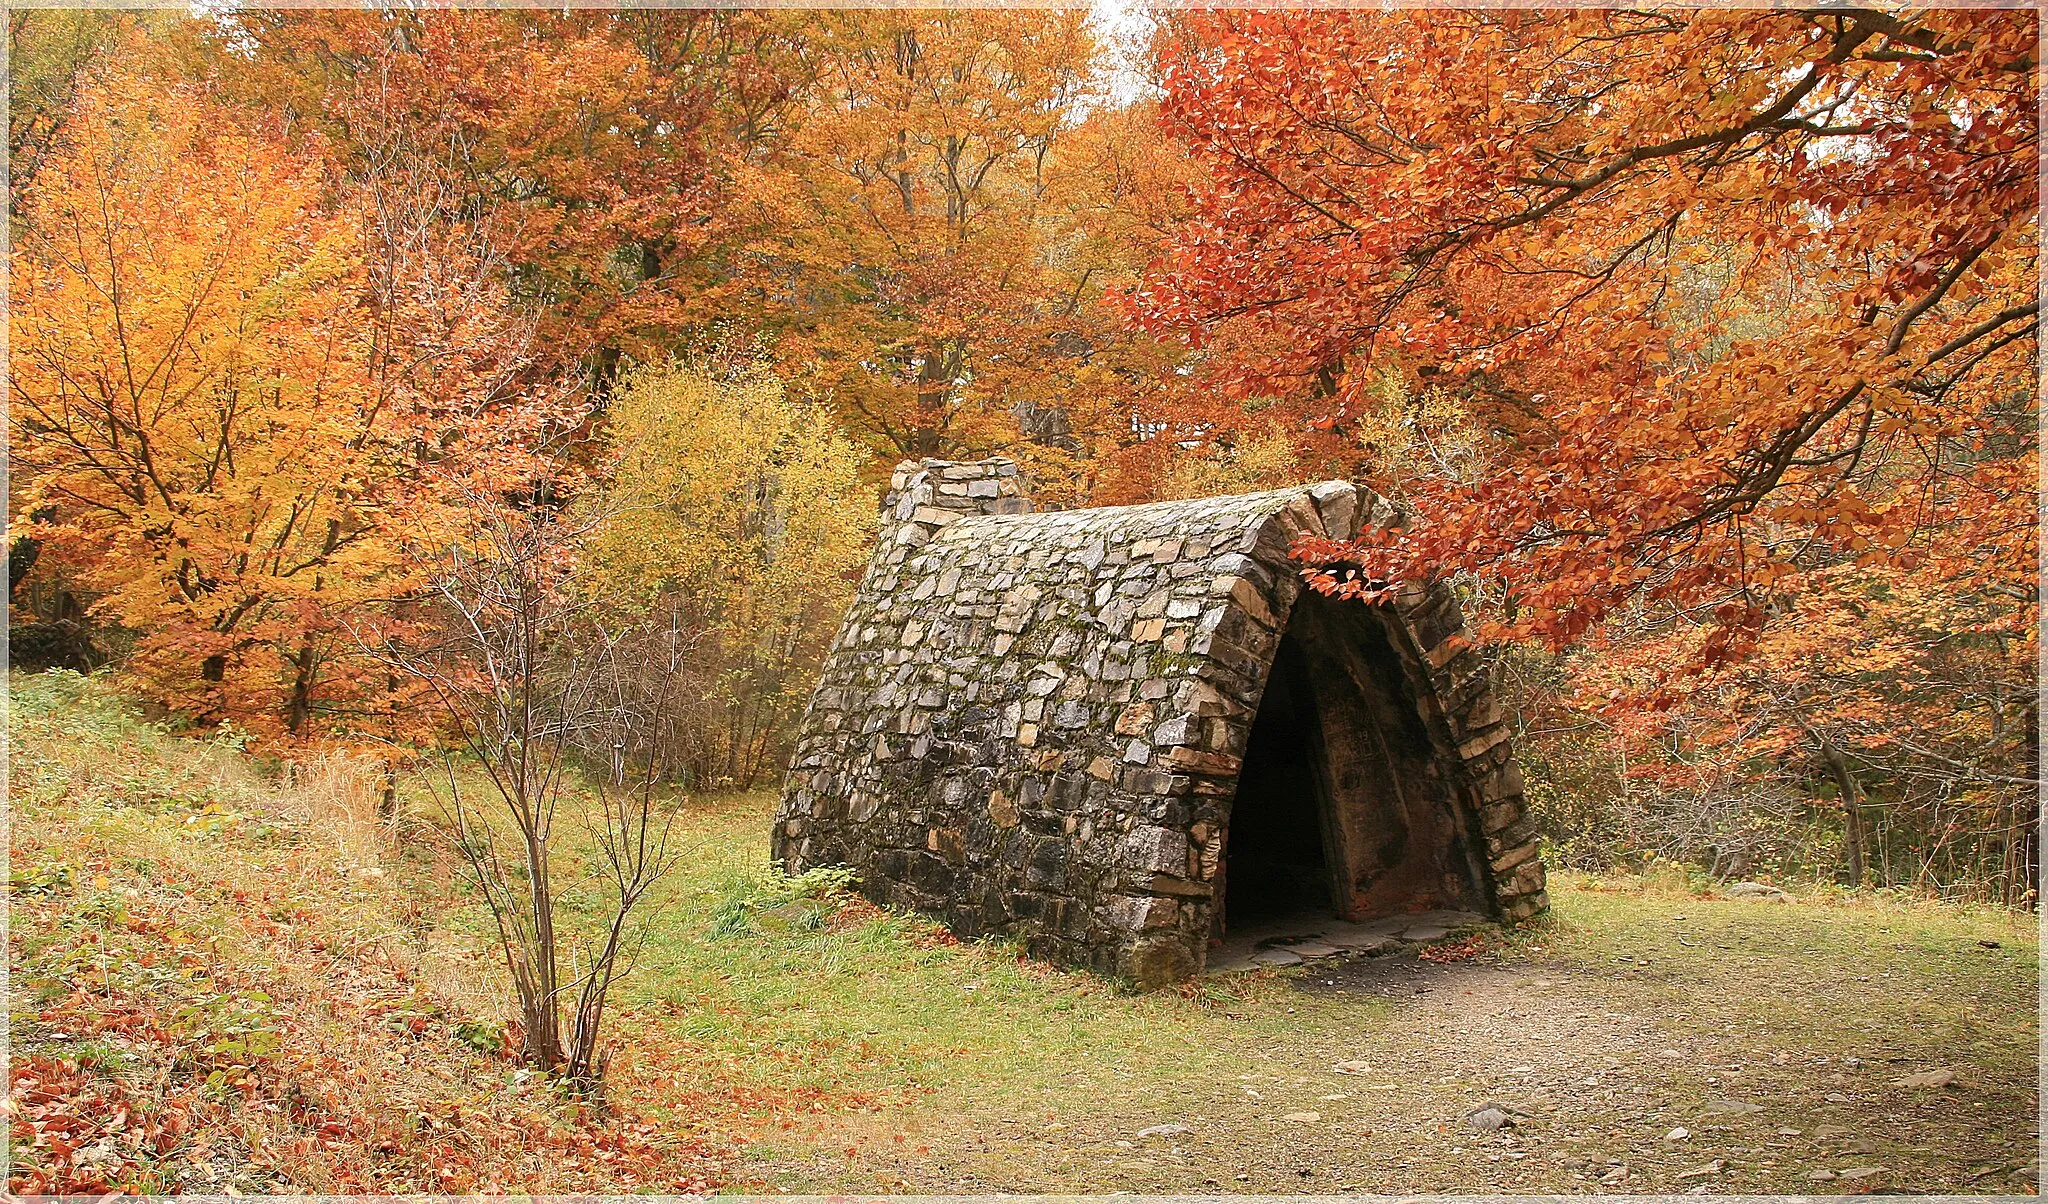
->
[882,458,1033,535]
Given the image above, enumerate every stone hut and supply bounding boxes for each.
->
[773,457,1548,985]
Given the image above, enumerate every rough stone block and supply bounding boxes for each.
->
[1165,747,1242,775]
[1120,826,1188,874]
[1308,480,1359,541]
[1490,840,1540,874]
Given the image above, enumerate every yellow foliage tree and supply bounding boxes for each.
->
[8,70,394,735]
[8,63,564,739]
[587,363,874,786]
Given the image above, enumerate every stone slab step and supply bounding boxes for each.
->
[1206,909,1493,976]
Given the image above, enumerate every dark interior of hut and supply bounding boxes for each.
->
[1221,650,1334,927]
[1218,591,1489,939]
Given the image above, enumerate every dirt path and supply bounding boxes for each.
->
[748,937,2039,1195]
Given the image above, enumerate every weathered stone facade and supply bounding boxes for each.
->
[773,457,1548,985]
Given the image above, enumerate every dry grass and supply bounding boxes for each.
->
[273,749,390,876]
[6,671,754,1192]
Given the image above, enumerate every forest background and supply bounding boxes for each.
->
[8,6,2038,904]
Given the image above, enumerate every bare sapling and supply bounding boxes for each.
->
[561,598,696,1086]
[363,482,689,1096]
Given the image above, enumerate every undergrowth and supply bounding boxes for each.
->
[6,671,738,1192]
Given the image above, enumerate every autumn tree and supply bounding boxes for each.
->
[1563,539,2037,900]
[1135,10,2037,896]
[188,11,1197,499]
[7,11,158,199]
[8,63,568,738]
[585,363,872,786]
[1139,8,2037,650]
[736,12,1187,499]
[1022,97,1203,504]
[207,9,807,394]
[8,70,389,733]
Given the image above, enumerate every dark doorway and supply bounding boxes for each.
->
[1218,591,1490,936]
[1222,642,1333,929]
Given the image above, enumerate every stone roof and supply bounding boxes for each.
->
[774,457,1547,985]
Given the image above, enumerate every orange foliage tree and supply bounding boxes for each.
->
[8,64,569,738]
[1138,8,2037,651]
[211,10,804,392]
[1136,10,2037,895]
[191,11,1199,499]
[9,72,387,734]
[735,12,1189,500]
[1569,556,2036,897]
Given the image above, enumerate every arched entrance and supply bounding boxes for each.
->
[1217,588,1493,940]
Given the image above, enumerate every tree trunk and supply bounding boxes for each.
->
[2018,703,2041,908]
[285,641,318,735]
[9,506,56,601]
[9,533,41,601]
[911,339,953,457]
[378,672,402,823]
[1822,741,1867,889]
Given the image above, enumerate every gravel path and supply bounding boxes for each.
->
[748,935,2039,1195]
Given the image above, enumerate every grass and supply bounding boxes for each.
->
[5,671,734,1193]
[1534,869,2038,1063]
[8,668,2039,1194]
[605,793,1308,1095]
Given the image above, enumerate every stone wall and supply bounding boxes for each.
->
[773,457,1547,985]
